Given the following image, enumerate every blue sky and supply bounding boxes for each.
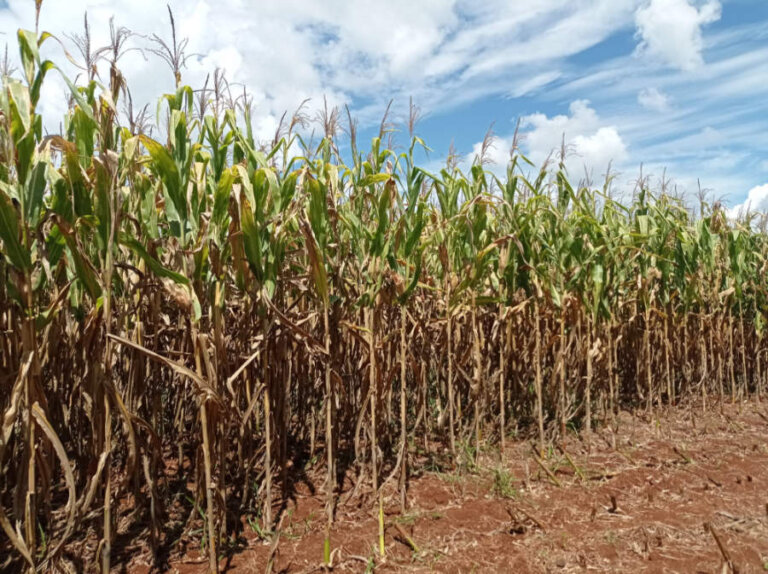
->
[0,0,766,213]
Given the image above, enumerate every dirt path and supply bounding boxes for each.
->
[134,401,768,573]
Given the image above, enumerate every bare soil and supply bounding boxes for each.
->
[127,401,768,573]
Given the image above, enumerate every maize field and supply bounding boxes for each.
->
[0,14,767,574]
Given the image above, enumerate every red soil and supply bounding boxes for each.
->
[126,401,768,573]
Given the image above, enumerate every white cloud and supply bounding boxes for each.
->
[459,0,637,80]
[541,20,768,204]
[0,0,457,135]
[1,0,762,214]
[510,71,562,98]
[0,0,644,138]
[728,183,768,218]
[637,87,670,111]
[521,100,628,178]
[635,0,721,70]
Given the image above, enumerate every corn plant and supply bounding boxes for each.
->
[0,15,766,574]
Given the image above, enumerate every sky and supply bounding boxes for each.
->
[0,0,766,215]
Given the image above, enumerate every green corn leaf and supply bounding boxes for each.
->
[370,180,392,256]
[17,30,39,83]
[212,166,236,229]
[119,234,190,287]
[140,135,187,238]
[54,66,95,123]
[403,201,425,258]
[7,80,31,133]
[0,185,30,270]
[306,177,328,249]
[235,165,255,206]
[53,218,102,301]
[30,60,54,106]
[23,158,47,229]
[240,197,264,281]
[360,173,391,187]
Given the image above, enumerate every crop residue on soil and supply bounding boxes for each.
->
[125,401,768,573]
